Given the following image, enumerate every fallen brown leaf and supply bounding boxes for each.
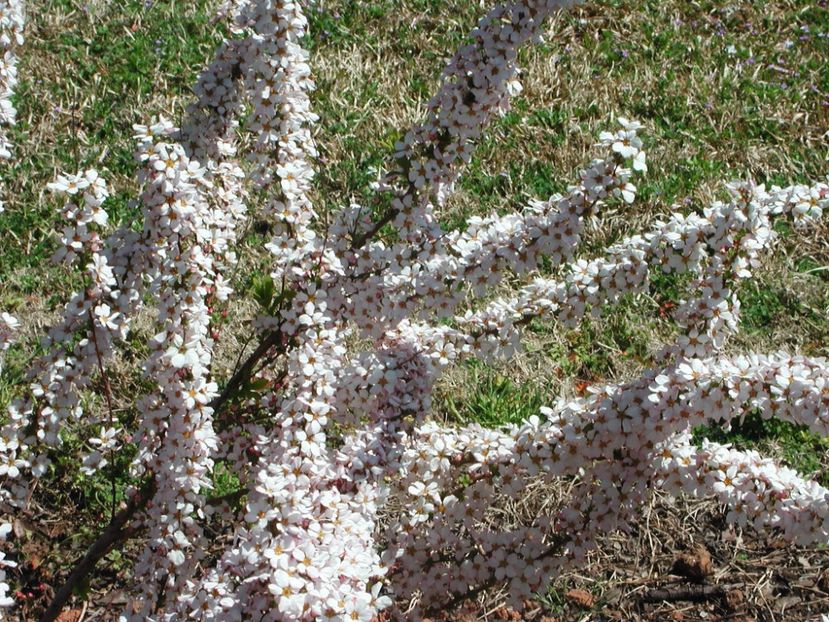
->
[493,607,522,621]
[723,587,745,611]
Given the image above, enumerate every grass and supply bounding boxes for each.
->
[441,360,548,427]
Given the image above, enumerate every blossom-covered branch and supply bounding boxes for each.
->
[0,0,24,213]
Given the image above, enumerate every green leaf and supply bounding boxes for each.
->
[248,378,271,393]
[251,274,277,311]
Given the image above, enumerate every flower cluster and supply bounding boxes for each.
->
[332,122,643,344]
[0,0,827,620]
[458,178,828,361]
[372,0,579,242]
[0,305,19,586]
[0,0,22,142]
[0,0,24,212]
[125,116,245,615]
[0,171,120,502]
[0,523,13,609]
[183,0,317,283]
[0,312,16,377]
[379,350,829,612]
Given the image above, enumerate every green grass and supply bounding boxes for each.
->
[443,361,548,427]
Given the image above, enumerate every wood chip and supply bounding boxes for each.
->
[55,610,82,622]
[564,588,596,609]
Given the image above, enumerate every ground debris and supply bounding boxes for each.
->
[55,610,82,622]
[564,588,596,609]
[723,587,746,611]
[671,543,714,582]
[639,582,738,604]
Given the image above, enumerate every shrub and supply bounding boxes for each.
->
[0,0,827,620]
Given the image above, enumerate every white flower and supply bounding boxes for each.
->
[611,131,642,159]
[94,304,120,331]
[89,427,120,451]
[618,117,643,132]
[632,150,647,172]
[165,333,201,369]
[0,312,19,333]
[167,548,186,566]
[0,454,25,478]
[48,172,89,195]
[617,181,637,203]
[80,451,107,476]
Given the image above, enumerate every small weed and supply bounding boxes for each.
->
[442,361,546,427]
[537,585,568,615]
[212,461,243,499]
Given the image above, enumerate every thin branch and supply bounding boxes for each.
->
[639,583,741,604]
[38,479,157,622]
[350,200,402,250]
[208,328,284,411]
[87,308,117,521]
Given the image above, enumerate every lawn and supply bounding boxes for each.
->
[0,0,827,619]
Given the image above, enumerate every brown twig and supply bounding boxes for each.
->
[638,583,741,604]
[350,201,402,250]
[87,308,118,521]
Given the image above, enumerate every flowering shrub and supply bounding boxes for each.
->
[0,0,828,620]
